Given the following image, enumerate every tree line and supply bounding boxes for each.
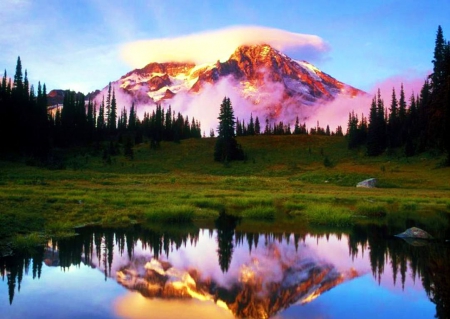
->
[0,61,201,163]
[232,114,342,137]
[1,26,448,165]
[347,26,450,163]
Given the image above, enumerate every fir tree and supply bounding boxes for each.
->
[432,25,446,90]
[13,56,23,95]
[109,88,117,132]
[254,116,260,135]
[214,97,244,162]
[128,103,136,131]
[248,113,255,135]
[87,98,95,140]
[367,94,384,156]
[105,82,111,128]
[388,87,400,148]
[97,96,105,132]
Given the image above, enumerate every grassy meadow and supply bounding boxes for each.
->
[1,135,450,250]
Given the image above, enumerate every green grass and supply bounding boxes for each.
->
[241,206,276,220]
[304,204,355,227]
[11,232,47,252]
[355,202,388,217]
[0,135,449,242]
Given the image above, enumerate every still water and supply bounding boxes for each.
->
[1,218,449,319]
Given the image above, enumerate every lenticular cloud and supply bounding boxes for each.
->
[120,25,330,68]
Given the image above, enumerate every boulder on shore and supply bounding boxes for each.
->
[356,178,377,188]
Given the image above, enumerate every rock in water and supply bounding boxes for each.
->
[356,178,377,188]
[395,227,433,239]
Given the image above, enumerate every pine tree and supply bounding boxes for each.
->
[417,80,431,151]
[13,56,23,95]
[443,39,450,163]
[105,82,111,129]
[367,94,385,156]
[432,26,446,90]
[264,118,271,135]
[216,97,235,140]
[23,70,29,101]
[214,97,244,162]
[388,87,399,148]
[404,93,417,156]
[293,116,300,134]
[1,70,6,97]
[255,116,260,135]
[97,96,105,132]
[87,98,95,141]
[164,105,172,141]
[109,88,117,132]
[128,103,136,131]
[398,84,407,144]
[248,113,255,135]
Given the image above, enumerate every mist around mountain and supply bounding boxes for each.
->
[1,26,448,164]
[88,44,365,133]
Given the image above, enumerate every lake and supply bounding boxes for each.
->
[1,216,449,319]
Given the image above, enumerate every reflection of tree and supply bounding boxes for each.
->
[0,225,200,304]
[426,243,450,319]
[348,223,450,319]
[1,221,449,318]
[0,247,44,304]
[215,213,238,273]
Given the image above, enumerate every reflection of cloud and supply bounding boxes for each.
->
[121,25,330,68]
[115,292,234,319]
[112,233,360,319]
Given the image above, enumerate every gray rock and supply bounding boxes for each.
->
[356,178,377,188]
[395,227,433,239]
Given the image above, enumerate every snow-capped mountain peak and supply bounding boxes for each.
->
[88,44,365,131]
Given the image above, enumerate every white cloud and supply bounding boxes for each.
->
[120,25,330,68]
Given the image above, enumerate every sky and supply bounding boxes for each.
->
[1,0,449,95]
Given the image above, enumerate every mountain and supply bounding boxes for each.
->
[115,244,359,319]
[87,44,365,130]
[47,89,87,109]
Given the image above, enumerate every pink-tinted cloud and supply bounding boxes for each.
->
[120,25,329,68]
[368,69,430,101]
[307,69,430,132]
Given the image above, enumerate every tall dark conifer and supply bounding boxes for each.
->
[214,97,244,162]
[388,88,399,148]
[105,82,111,129]
[97,96,105,132]
[254,116,260,135]
[248,113,255,135]
[367,94,386,156]
[109,88,117,132]
[13,57,23,95]
[432,26,446,90]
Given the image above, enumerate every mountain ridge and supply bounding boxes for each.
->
[49,44,366,130]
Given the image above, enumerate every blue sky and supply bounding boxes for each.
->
[1,0,449,93]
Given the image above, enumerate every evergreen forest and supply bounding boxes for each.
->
[0,26,449,165]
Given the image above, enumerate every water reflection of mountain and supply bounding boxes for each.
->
[116,247,355,319]
[0,221,449,318]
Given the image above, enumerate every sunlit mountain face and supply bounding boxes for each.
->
[82,44,365,131]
